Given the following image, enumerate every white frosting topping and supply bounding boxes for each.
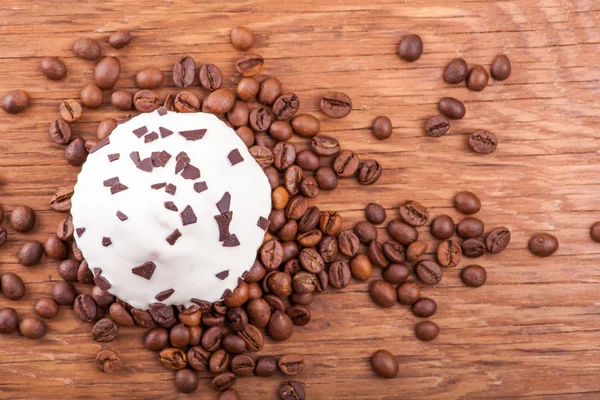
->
[71,110,271,309]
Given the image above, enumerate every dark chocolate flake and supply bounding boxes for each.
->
[179,129,207,141]
[228,149,244,166]
[175,152,190,174]
[157,107,168,116]
[166,229,182,245]
[116,211,128,221]
[133,126,148,138]
[164,201,178,212]
[90,137,110,153]
[137,157,154,172]
[76,228,86,237]
[165,184,177,195]
[241,270,249,280]
[151,150,171,167]
[180,205,197,226]
[257,216,270,231]
[155,289,174,301]
[144,131,159,143]
[159,127,173,138]
[223,234,240,247]
[217,192,231,214]
[93,268,102,277]
[181,164,201,180]
[190,299,212,311]
[151,182,167,190]
[103,177,120,187]
[110,183,129,195]
[132,262,156,280]
[108,153,120,162]
[130,151,141,165]
[221,289,232,301]
[215,270,230,280]
[95,276,111,291]
[193,181,208,193]
[102,237,112,247]
[215,212,233,241]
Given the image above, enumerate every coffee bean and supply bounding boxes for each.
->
[92,318,118,342]
[280,382,305,400]
[406,241,428,262]
[382,263,409,284]
[0,226,6,248]
[73,38,101,60]
[96,118,116,140]
[454,191,481,215]
[268,210,286,234]
[467,65,489,91]
[399,201,429,226]
[383,240,406,263]
[267,122,292,143]
[492,54,511,81]
[286,305,311,326]
[132,308,157,328]
[59,99,82,122]
[256,356,278,377]
[461,265,487,287]
[159,347,187,370]
[312,135,341,157]
[224,282,250,308]
[367,241,388,268]
[92,285,115,308]
[273,93,300,121]
[186,345,210,371]
[236,53,264,76]
[299,176,320,198]
[358,160,382,185]
[443,58,468,84]
[298,206,320,233]
[108,303,133,327]
[74,294,97,322]
[317,213,340,237]
[416,260,443,285]
[34,297,59,319]
[438,97,466,120]
[279,221,298,242]
[235,78,258,102]
[412,297,437,318]
[258,78,283,105]
[173,56,196,88]
[238,323,264,351]
[134,89,159,112]
[41,57,67,80]
[430,215,455,239]
[225,307,247,332]
[247,298,272,328]
[174,369,198,393]
[2,90,29,114]
[337,230,358,257]
[328,260,351,289]
[49,119,72,145]
[0,308,18,334]
[261,240,284,270]
[372,116,393,140]
[173,91,201,113]
[1,272,25,301]
[267,271,293,297]
[437,239,462,268]
[365,203,386,225]
[64,137,88,166]
[189,325,203,346]
[110,90,133,110]
[273,142,296,171]
[290,292,313,305]
[231,26,255,50]
[371,349,398,378]
[415,321,439,341]
[350,253,372,281]
[269,310,294,341]
[18,241,43,266]
[197,64,223,91]
[80,84,104,109]
[279,354,305,375]
[461,238,486,258]
[320,92,352,118]
[486,227,511,254]
[52,281,76,305]
[282,165,301,195]
[212,372,237,391]
[398,34,423,62]
[227,101,249,128]
[528,233,559,257]
[44,235,68,260]
[50,187,74,213]
[591,222,600,242]
[469,130,497,154]
[94,57,120,90]
[144,327,169,351]
[133,67,163,89]
[457,217,484,238]
[425,115,450,137]
[201,325,225,352]
[315,167,338,190]
[291,114,320,138]
[333,150,359,177]
[169,323,190,349]
[249,146,274,170]
[369,280,397,307]
[397,281,420,305]
[297,229,323,248]
[93,349,122,375]
[231,354,255,377]
[178,306,202,327]
[236,126,255,148]
[220,335,244,357]
[299,248,324,274]
[149,304,175,328]
[353,221,376,244]
[109,30,132,49]
[19,316,47,339]
[221,389,242,400]
[387,220,418,245]
[285,195,308,220]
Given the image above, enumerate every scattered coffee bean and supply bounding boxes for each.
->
[528,233,559,257]
[368,241,388,268]
[49,119,72,145]
[19,316,47,339]
[50,186,74,213]
[92,318,119,342]
[425,115,450,137]
[406,241,428,262]
[1,273,26,301]
[273,141,297,171]
[280,382,305,400]
[443,58,468,84]
[212,372,237,391]
[236,77,259,101]
[174,369,198,393]
[73,38,101,60]
[372,116,393,140]
[397,281,420,305]
[387,220,418,245]
[145,327,170,351]
[44,234,68,260]
[170,323,191,349]
[311,135,340,157]
[437,239,462,268]
[97,118,117,140]
[52,281,77,305]
[35,297,59,319]
[457,217,485,238]
[173,56,196,88]
[415,260,443,285]
[110,302,134,327]
[109,30,133,49]
[286,305,311,326]
[415,320,439,341]
[94,56,120,90]
[292,114,321,138]
[204,88,236,114]
[369,280,397,307]
[315,167,338,190]
[236,53,264,76]
[469,130,497,154]
[64,137,88,166]
[231,26,255,50]
[236,126,255,148]
[220,389,242,400]
[80,84,103,109]
[41,57,67,81]
[358,160,383,185]
[0,308,19,334]
[198,64,223,91]
[255,356,278,377]
[96,350,123,374]
[258,78,283,105]
[454,191,481,215]
[227,101,249,127]
[491,54,511,81]
[285,195,308,220]
[300,176,320,198]
[279,354,305,375]
[382,263,410,284]
[159,347,188,370]
[486,227,511,254]
[365,203,386,225]
[92,285,115,307]
[269,121,293,142]
[382,240,406,263]
[591,222,600,243]
[290,292,313,306]
[59,99,82,122]
[136,67,164,89]
[354,221,377,244]
[269,310,294,341]
[371,349,398,378]
[350,253,372,281]
[462,238,486,258]
[18,241,44,266]
[333,150,359,177]
[461,265,487,287]
[134,89,159,112]
[273,93,300,121]
[230,354,255,377]
[74,294,98,322]
[328,260,351,289]
[111,90,133,110]
[400,201,429,226]
[338,230,360,257]
[398,34,423,62]
[283,165,302,195]
[174,91,201,113]
[320,92,352,118]
[2,90,29,114]
[467,65,489,91]
[412,298,437,318]
[438,97,466,120]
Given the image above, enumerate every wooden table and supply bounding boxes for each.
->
[1,0,599,399]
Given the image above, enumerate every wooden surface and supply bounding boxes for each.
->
[1,0,599,399]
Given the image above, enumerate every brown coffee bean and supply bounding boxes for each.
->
[369,280,397,307]
[224,282,250,308]
[227,101,249,127]
[298,206,320,233]
[212,372,237,391]
[198,64,223,91]
[387,220,418,245]
[174,369,198,393]
[44,235,68,260]
[77,261,94,284]
[454,191,481,215]
[94,57,120,90]
[133,89,159,112]
[292,151,317,173]
[268,121,292,143]
[109,30,132,49]
[285,195,308,221]
[246,298,272,328]
[286,305,311,326]
[443,58,469,84]
[35,297,59,319]
[399,201,429,226]
[261,240,284,269]
[41,57,67,80]
[249,106,272,132]
[186,345,210,371]
[225,334,248,355]
[50,187,73,213]
[371,349,398,379]
[328,260,351,289]
[358,160,382,185]
[291,114,320,138]
[255,356,277,377]
[320,235,339,263]
[236,77,259,101]
[382,263,410,284]
[259,78,283,105]
[74,294,97,322]
[2,90,29,114]
[273,93,300,121]
[159,348,187,370]
[311,135,340,157]
[18,241,44,266]
[145,327,169,351]
[174,91,201,113]
[73,37,101,60]
[437,239,462,268]
[297,229,323,248]
[431,215,455,239]
[320,92,352,118]
[268,210,286,234]
[412,298,437,318]
[92,318,118,342]
[354,221,377,244]
[268,310,294,341]
[273,142,296,171]
[236,126,255,148]
[315,166,338,190]
[486,227,511,254]
[492,54,511,81]
[462,238,486,258]
[528,233,559,257]
[383,241,405,263]
[415,321,439,341]
[255,132,276,149]
[52,281,76,305]
[134,67,164,89]
[49,119,72,145]
[280,382,306,400]
[59,99,82,122]
[95,349,122,374]
[299,176,320,198]
[236,53,264,76]
[1,273,25,301]
[92,285,115,308]
[279,221,298,242]
[397,281,420,305]
[364,203,386,225]
[107,302,133,327]
[278,354,305,375]
[467,65,489,91]
[238,323,264,351]
[80,84,103,109]
[338,230,360,257]
[189,325,203,346]
[0,308,19,334]
[425,115,450,137]
[398,34,423,62]
[461,265,487,287]
[249,146,273,169]
[110,90,133,110]
[299,248,324,274]
[438,97,466,120]
[350,253,372,281]
[169,323,190,349]
[457,217,485,238]
[469,130,497,154]
[416,260,443,285]
[291,292,313,305]
[64,137,88,166]
[317,212,341,237]
[267,271,293,297]
[406,241,428,262]
[272,186,290,211]
[333,150,359,177]
[96,118,117,140]
[19,317,47,339]
[173,56,196,88]
[209,349,229,374]
[220,389,242,400]
[231,26,255,50]
[368,116,394,141]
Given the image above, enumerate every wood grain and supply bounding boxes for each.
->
[0,0,599,399]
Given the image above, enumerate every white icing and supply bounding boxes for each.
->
[71,111,271,309]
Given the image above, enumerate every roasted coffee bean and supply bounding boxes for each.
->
[187,345,210,371]
[41,57,67,80]
[49,119,72,145]
[249,107,273,132]
[44,235,68,260]
[174,91,201,112]
[486,227,511,254]
[173,56,196,88]
[492,54,511,81]
[462,238,486,258]
[437,239,462,268]
[80,84,103,108]
[591,222,600,242]
[231,26,255,50]
[237,77,259,101]
[350,253,372,281]
[134,89,159,112]
[227,101,249,128]
[92,318,118,342]
[188,327,203,349]
[372,116,393,140]
[278,354,305,375]
[249,145,274,169]
[383,240,406,263]
[416,260,443,285]
[204,88,236,114]
[454,191,481,215]
[77,261,94,284]
[319,211,342,236]
[0,308,19,334]
[469,130,497,154]
[457,217,484,238]
[246,298,272,328]
[333,150,359,177]
[415,321,439,341]
[312,135,340,157]
[273,142,296,171]
[231,354,255,377]
[387,220,418,245]
[256,356,278,377]
[0,226,6,248]
[365,203,386,225]
[255,132,277,149]
[406,241,428,262]
[57,260,79,283]
[467,65,489,91]
[298,206,320,233]
[149,304,177,329]
[19,317,47,339]
[197,64,222,91]
[245,259,267,284]
[319,235,339,263]
[382,263,410,284]
[299,176,320,198]
[175,369,198,393]
[268,210,286,234]
[73,37,101,60]
[226,307,248,332]
[280,382,305,400]
[60,99,82,122]
[267,271,293,297]
[371,349,398,378]
[201,326,225,352]
[338,230,360,257]
[238,324,264,351]
[443,58,468,84]
[286,305,311,326]
[438,97,466,120]
[94,56,120,90]
[315,269,329,293]
[279,221,298,242]
[369,280,397,307]
[224,282,250,308]
[108,90,132,111]
[35,297,59,319]
[261,239,284,269]
[431,215,455,239]
[52,281,76,305]
[178,306,201,327]
[412,297,437,318]
[222,333,246,355]
[261,167,278,191]
[64,137,87,166]
[529,233,559,257]
[315,166,338,190]
[126,308,155,329]
[258,78,283,105]
[354,221,378,244]
[2,90,29,114]
[169,323,190,349]
[297,229,323,248]
[329,260,351,289]
[109,30,132,49]
[95,349,123,374]
[74,294,97,322]
[461,265,487,287]
[358,160,382,185]
[159,347,187,370]
[285,196,308,221]
[397,281,420,305]
[299,248,324,274]
[425,115,450,137]
[220,389,242,400]
[97,118,117,140]
[398,34,423,62]
[1,273,25,301]
[212,372,237,391]
[291,114,320,138]
[236,53,264,76]
[399,201,429,226]
[18,241,44,266]
[290,292,313,305]
[50,187,73,213]
[92,285,115,307]
[273,93,300,121]
[268,121,292,143]
[109,303,134,327]
[320,92,352,118]
[282,165,302,195]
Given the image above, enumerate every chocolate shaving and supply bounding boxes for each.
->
[93,268,102,277]
[190,299,212,311]
[241,270,249,279]
[166,229,182,245]
[194,181,208,193]
[164,201,178,212]
[228,149,244,166]
[90,137,110,153]
[110,183,129,195]
[179,129,207,141]
[108,153,120,162]
[95,275,111,291]
[155,289,174,301]
[76,228,86,237]
[103,177,120,187]
[116,211,128,221]
[215,212,233,241]
[144,131,159,143]
[216,192,231,214]
[221,289,232,301]
[151,151,171,167]
[257,216,270,231]
[151,182,167,190]
[180,205,197,226]
[132,261,156,280]
[102,237,112,247]
[130,151,141,165]
[159,127,173,138]
[215,270,230,280]
[181,164,200,180]
[137,157,153,172]
[133,126,148,138]
[223,234,240,247]
[175,152,190,174]
[157,107,168,116]
[166,184,177,195]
